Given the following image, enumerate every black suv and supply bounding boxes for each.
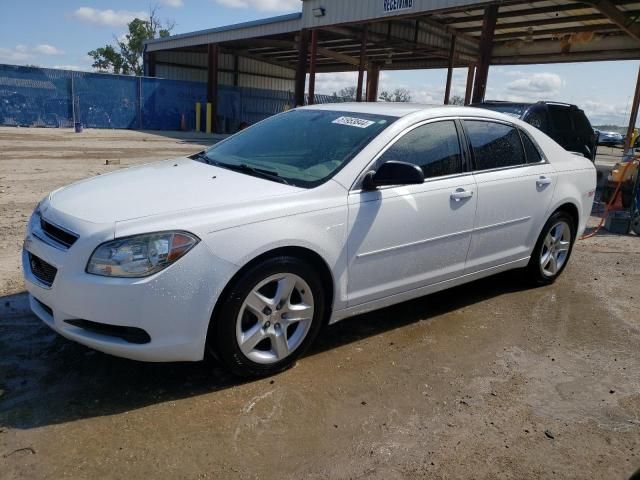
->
[472,101,598,161]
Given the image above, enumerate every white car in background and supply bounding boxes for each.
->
[23,104,596,377]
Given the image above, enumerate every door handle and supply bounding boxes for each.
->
[536,176,552,187]
[450,189,473,201]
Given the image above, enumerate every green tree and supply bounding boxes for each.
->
[333,86,357,101]
[88,7,174,75]
[450,95,465,106]
[379,88,412,102]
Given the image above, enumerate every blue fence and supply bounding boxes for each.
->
[0,64,348,133]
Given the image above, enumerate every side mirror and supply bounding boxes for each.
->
[363,160,424,190]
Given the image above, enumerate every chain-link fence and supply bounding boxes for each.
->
[0,64,350,133]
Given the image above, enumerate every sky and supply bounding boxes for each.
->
[1,0,638,126]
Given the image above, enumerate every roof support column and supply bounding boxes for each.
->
[444,35,457,105]
[308,30,319,105]
[143,51,156,77]
[233,53,239,87]
[472,5,498,104]
[356,26,368,102]
[294,29,310,107]
[207,43,219,133]
[624,64,640,151]
[464,64,475,105]
[366,63,380,102]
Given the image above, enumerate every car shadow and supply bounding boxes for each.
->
[0,270,535,431]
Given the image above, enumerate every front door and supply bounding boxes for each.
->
[347,120,477,306]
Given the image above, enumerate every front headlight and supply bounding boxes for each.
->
[86,231,199,278]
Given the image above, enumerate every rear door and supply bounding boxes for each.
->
[463,119,556,273]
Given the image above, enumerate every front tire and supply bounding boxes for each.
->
[526,211,576,285]
[210,256,325,377]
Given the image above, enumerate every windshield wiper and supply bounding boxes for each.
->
[191,153,290,185]
[190,151,212,164]
[218,163,290,185]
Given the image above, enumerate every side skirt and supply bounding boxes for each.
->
[329,257,530,324]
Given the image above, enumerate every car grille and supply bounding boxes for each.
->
[40,218,78,248]
[28,253,57,287]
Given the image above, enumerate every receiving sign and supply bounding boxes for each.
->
[383,0,414,13]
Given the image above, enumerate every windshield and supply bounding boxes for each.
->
[199,109,396,188]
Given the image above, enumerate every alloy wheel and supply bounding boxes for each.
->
[235,273,314,364]
[540,221,572,277]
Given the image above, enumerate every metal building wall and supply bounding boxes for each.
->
[154,50,295,92]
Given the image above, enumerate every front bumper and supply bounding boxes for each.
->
[22,209,236,362]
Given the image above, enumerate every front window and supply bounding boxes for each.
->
[199,109,396,188]
[378,120,463,179]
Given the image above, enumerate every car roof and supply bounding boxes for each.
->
[300,102,517,121]
[477,100,578,109]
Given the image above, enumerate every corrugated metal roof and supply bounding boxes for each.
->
[144,0,640,71]
[145,12,302,52]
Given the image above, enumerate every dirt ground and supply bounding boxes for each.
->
[0,127,639,479]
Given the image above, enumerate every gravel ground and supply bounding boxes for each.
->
[0,127,638,479]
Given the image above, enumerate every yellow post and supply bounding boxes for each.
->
[195,102,201,132]
[206,102,212,134]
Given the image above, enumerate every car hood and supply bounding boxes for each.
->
[49,157,302,224]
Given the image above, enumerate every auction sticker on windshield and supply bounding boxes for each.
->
[332,116,375,128]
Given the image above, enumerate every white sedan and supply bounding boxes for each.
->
[22,104,596,376]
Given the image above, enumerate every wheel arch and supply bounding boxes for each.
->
[552,201,580,233]
[206,245,336,346]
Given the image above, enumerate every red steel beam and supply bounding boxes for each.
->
[472,5,498,104]
[294,29,310,107]
[625,64,640,151]
[308,30,319,105]
[207,43,219,133]
[444,35,457,104]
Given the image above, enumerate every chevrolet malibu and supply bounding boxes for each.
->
[23,104,596,376]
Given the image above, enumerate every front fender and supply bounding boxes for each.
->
[202,205,349,311]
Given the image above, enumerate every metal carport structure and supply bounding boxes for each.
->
[143,0,640,143]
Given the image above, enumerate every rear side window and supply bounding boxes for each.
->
[465,120,526,170]
[520,130,543,163]
[379,120,462,179]
[572,110,592,133]
[523,108,549,133]
[548,106,572,132]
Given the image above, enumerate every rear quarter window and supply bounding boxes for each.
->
[520,130,543,163]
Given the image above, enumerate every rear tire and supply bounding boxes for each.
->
[209,256,325,377]
[525,211,576,285]
[632,210,640,236]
